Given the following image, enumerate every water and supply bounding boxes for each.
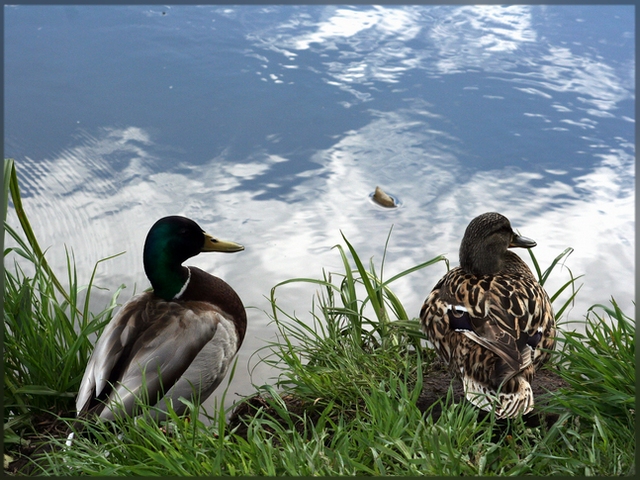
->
[4,5,635,413]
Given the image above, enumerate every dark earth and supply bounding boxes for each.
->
[228,362,569,440]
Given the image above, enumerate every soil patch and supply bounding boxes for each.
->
[414,361,569,428]
[228,363,570,437]
[4,409,72,475]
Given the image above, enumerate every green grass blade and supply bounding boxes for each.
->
[382,255,449,287]
[5,159,76,311]
[3,158,14,223]
[340,231,386,323]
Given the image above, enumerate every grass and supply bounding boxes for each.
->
[3,158,636,475]
[260,228,442,415]
[3,160,123,448]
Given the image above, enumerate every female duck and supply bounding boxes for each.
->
[75,216,246,421]
[420,212,555,418]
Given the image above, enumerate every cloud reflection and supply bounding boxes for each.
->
[7,110,634,414]
[247,5,632,117]
[430,5,536,73]
[514,45,632,112]
[5,5,633,416]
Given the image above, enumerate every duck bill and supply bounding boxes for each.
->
[509,233,536,249]
[202,232,245,253]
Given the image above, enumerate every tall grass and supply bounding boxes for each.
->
[3,159,123,446]
[254,229,635,476]
[4,158,635,475]
[553,299,635,421]
[261,229,443,414]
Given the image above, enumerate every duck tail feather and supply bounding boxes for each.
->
[462,376,534,419]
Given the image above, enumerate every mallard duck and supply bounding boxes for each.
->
[75,215,246,422]
[420,212,555,418]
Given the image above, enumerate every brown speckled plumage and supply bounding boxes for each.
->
[420,212,555,418]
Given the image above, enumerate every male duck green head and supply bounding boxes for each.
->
[72,215,247,430]
[143,215,244,301]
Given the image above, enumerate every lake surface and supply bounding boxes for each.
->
[4,4,635,413]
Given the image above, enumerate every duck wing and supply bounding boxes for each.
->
[153,312,240,418]
[447,305,526,378]
[76,292,219,420]
[430,268,551,380]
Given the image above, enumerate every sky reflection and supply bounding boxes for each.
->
[248,4,632,119]
[7,108,634,411]
[4,4,634,414]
